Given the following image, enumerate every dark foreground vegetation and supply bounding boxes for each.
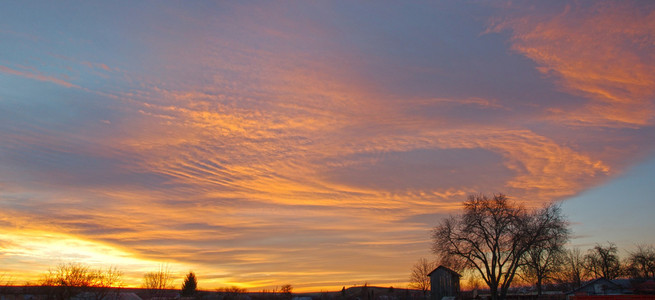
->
[0,284,429,300]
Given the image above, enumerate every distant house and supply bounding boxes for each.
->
[566,278,627,298]
[633,279,655,294]
[427,266,460,300]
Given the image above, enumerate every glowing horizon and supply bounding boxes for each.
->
[1,1,654,293]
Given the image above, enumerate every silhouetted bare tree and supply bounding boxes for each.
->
[39,263,124,300]
[408,258,436,298]
[584,242,621,280]
[280,284,293,300]
[557,248,586,290]
[518,228,567,296]
[90,266,123,300]
[143,265,174,298]
[40,263,93,300]
[625,244,655,279]
[432,193,568,300]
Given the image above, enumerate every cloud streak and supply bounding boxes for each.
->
[0,65,79,88]
[488,1,655,127]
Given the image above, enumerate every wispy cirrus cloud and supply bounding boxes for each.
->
[488,1,655,127]
[0,65,78,88]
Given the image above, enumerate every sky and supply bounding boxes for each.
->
[1,0,654,292]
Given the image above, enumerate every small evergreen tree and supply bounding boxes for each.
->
[181,272,197,297]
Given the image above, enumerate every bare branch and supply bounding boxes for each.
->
[432,193,569,300]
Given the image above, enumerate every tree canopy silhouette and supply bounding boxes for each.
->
[558,248,586,290]
[518,228,567,296]
[39,263,123,300]
[142,265,173,298]
[584,242,621,280]
[181,271,197,297]
[626,244,655,279]
[432,193,568,300]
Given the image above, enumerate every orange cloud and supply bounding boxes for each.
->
[488,1,655,127]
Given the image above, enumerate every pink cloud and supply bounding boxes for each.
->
[0,65,78,88]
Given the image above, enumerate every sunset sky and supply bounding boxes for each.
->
[1,1,654,292]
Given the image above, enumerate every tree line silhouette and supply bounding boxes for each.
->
[410,193,655,300]
[17,263,294,300]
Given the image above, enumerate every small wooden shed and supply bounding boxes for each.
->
[427,266,461,300]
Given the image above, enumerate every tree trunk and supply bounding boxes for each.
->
[490,285,499,300]
[536,277,543,296]
[500,285,509,300]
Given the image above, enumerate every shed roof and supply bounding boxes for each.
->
[427,265,461,277]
